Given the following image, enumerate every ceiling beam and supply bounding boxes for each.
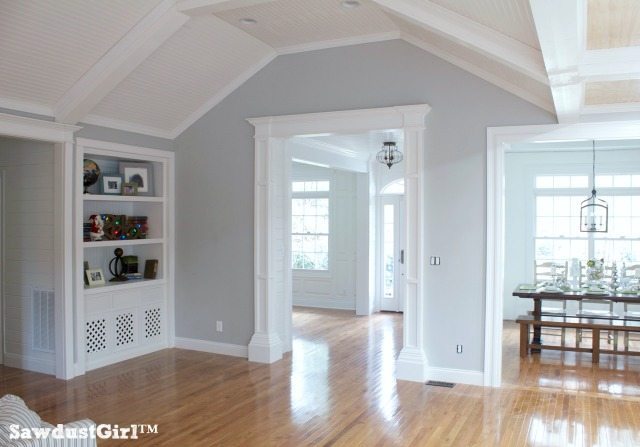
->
[53,0,189,125]
[529,0,584,123]
[372,0,548,85]
[177,0,276,15]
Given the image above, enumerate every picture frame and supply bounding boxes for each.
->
[86,268,106,287]
[100,174,123,195]
[121,182,138,196]
[119,162,154,196]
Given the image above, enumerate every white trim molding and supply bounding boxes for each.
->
[174,337,248,358]
[484,119,640,387]
[247,105,432,382]
[0,112,80,380]
[428,367,484,387]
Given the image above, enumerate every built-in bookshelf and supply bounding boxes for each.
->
[75,138,174,373]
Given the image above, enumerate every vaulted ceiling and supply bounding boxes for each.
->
[0,0,638,139]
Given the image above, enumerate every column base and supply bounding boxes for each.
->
[248,332,283,363]
[396,346,428,382]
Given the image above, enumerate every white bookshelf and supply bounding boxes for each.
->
[75,138,174,374]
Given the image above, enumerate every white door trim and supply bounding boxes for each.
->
[247,105,432,382]
[484,119,640,387]
[0,112,80,379]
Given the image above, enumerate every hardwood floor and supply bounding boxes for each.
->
[1,308,639,446]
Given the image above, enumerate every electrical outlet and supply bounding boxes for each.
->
[216,321,223,332]
[456,344,463,354]
[430,256,441,265]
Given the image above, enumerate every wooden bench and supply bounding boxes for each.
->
[515,315,640,363]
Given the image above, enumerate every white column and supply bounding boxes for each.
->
[248,134,284,363]
[396,111,429,382]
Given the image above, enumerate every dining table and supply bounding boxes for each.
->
[512,285,640,349]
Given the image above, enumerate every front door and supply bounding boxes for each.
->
[380,196,405,312]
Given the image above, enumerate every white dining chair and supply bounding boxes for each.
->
[577,263,619,350]
[622,264,640,351]
[532,260,568,345]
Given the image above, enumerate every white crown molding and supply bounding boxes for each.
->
[0,112,81,143]
[54,0,189,124]
[177,0,276,15]
[170,51,277,138]
[82,114,174,140]
[374,0,548,85]
[402,34,555,114]
[0,97,53,117]
[275,31,401,55]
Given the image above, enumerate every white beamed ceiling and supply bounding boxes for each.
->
[215,0,398,50]
[0,0,162,115]
[430,0,540,50]
[5,0,640,138]
[88,15,274,136]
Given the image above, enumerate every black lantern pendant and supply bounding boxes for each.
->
[580,141,608,232]
[376,141,402,169]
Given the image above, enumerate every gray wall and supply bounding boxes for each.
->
[175,39,556,370]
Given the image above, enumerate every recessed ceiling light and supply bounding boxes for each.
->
[341,0,361,8]
[239,18,257,25]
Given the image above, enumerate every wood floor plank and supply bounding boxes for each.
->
[1,310,640,445]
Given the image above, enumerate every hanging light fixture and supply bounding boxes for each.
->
[580,141,608,232]
[376,141,402,169]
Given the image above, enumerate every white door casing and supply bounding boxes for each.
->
[247,105,431,382]
[485,120,640,387]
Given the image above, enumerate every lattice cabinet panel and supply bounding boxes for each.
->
[115,311,136,349]
[86,317,107,355]
[144,307,162,339]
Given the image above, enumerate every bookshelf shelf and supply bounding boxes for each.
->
[83,195,164,203]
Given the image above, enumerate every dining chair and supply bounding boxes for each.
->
[622,264,640,351]
[532,260,569,345]
[576,263,619,350]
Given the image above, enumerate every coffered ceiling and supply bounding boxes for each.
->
[0,0,638,139]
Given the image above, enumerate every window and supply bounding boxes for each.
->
[292,181,329,270]
[380,178,405,195]
[534,173,640,263]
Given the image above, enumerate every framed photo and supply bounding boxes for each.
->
[86,268,106,287]
[100,174,123,195]
[122,182,138,196]
[119,162,154,196]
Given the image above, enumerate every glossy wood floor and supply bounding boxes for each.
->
[1,309,640,446]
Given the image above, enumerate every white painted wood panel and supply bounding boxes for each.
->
[0,0,162,108]
[0,138,56,374]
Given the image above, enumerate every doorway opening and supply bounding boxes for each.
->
[247,105,431,382]
[379,179,405,313]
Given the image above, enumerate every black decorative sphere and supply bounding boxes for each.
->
[114,248,124,257]
[83,159,100,193]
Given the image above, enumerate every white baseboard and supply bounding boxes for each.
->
[426,367,484,386]
[175,337,248,358]
[3,353,55,375]
[293,298,355,310]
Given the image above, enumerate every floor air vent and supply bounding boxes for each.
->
[33,289,55,353]
[426,380,454,388]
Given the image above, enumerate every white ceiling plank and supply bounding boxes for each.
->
[529,0,584,123]
[177,0,276,15]
[580,47,640,82]
[170,51,277,138]
[276,31,401,55]
[372,0,548,85]
[53,0,189,125]
[82,115,174,140]
[401,34,555,114]
[0,97,53,117]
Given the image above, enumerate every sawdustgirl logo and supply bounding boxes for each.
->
[10,424,158,441]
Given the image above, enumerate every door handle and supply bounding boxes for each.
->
[400,249,404,264]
